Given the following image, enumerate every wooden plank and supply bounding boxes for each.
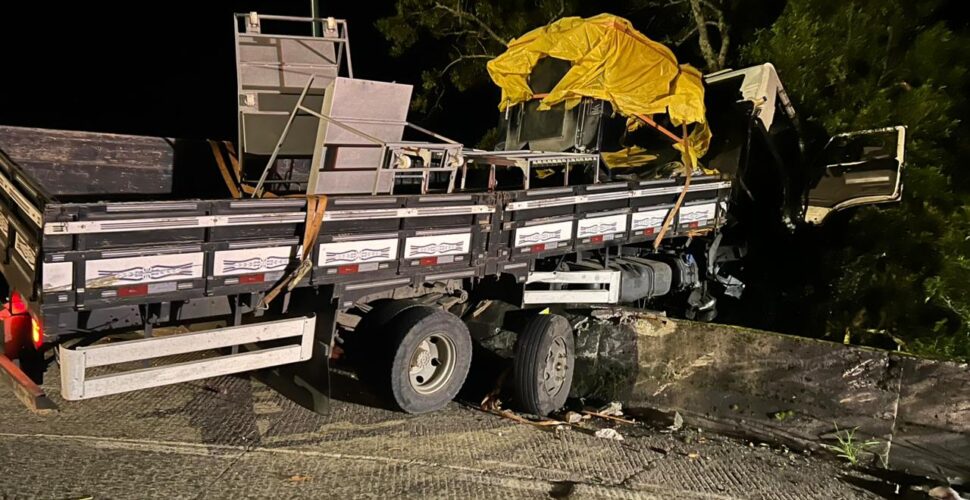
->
[0,355,57,414]
[0,125,176,197]
[0,125,175,170]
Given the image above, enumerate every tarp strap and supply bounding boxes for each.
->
[208,140,243,199]
[634,113,682,145]
[258,194,327,308]
[653,125,692,249]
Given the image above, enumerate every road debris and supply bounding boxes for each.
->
[595,428,624,441]
[286,475,312,483]
[665,411,684,432]
[564,411,585,424]
[479,368,510,412]
[203,383,228,395]
[582,410,637,425]
[598,401,624,417]
[929,486,965,500]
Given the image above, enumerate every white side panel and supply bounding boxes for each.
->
[577,214,628,237]
[318,238,400,266]
[85,253,205,289]
[214,245,301,276]
[524,270,621,304]
[631,208,670,232]
[514,221,574,247]
[59,315,316,400]
[404,232,471,259]
[42,262,74,292]
[679,203,717,226]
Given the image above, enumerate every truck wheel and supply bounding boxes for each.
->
[513,314,574,416]
[386,306,472,414]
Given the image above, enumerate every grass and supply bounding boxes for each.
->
[823,425,881,466]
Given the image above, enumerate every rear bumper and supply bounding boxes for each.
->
[58,315,316,401]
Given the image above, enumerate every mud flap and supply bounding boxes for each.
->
[252,300,336,415]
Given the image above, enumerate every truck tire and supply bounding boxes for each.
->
[512,314,574,416]
[385,306,472,414]
[355,299,424,339]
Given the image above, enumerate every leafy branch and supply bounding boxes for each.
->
[432,2,509,47]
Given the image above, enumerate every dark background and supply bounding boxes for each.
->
[0,1,802,146]
[0,1,479,142]
[1,2,967,143]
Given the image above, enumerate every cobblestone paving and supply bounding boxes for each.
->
[0,366,882,499]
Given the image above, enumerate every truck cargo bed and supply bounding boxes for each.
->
[0,125,730,343]
[0,126,228,202]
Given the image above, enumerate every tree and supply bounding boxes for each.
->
[741,0,970,359]
[629,0,733,71]
[376,1,578,115]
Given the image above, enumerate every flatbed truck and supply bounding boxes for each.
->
[0,13,905,415]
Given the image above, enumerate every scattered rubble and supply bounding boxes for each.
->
[595,428,624,441]
[930,486,965,500]
[665,411,684,432]
[564,411,584,424]
[598,401,623,417]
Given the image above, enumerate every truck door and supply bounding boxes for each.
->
[804,126,906,224]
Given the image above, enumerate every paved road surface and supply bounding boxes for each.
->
[0,363,889,499]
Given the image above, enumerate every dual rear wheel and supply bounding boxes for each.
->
[361,301,574,416]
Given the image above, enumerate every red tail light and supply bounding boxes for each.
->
[9,291,27,315]
[30,316,43,348]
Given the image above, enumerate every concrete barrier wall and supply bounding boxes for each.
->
[568,308,969,482]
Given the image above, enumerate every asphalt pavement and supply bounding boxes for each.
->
[0,362,894,499]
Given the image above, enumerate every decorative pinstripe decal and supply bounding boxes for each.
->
[85,253,204,288]
[404,233,471,259]
[98,264,192,281]
[631,208,670,232]
[408,242,465,256]
[577,214,628,237]
[518,231,561,243]
[318,238,400,266]
[678,203,717,226]
[514,221,573,247]
[214,245,301,276]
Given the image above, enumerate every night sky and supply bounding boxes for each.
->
[0,2,496,144]
[4,2,965,146]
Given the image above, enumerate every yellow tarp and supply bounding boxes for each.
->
[486,13,711,170]
[599,146,658,169]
